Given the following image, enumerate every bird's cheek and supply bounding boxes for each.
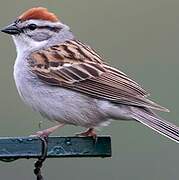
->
[29,31,52,42]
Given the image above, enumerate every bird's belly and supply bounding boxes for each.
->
[14,66,108,127]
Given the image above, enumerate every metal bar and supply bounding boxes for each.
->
[0,136,111,160]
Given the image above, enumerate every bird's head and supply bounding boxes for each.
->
[1,7,73,53]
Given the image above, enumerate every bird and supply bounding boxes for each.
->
[1,7,179,142]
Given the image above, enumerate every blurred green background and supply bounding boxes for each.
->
[0,0,179,179]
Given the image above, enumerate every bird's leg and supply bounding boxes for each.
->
[75,128,97,139]
[30,124,65,137]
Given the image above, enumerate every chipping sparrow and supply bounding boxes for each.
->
[1,7,179,142]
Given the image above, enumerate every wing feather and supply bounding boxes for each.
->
[29,40,168,112]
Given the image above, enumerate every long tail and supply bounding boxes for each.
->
[131,107,179,143]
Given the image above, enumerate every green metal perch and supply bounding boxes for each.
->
[0,136,112,160]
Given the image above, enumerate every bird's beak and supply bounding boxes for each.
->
[1,23,21,35]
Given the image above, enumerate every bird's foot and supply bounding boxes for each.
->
[75,128,97,140]
[30,124,64,138]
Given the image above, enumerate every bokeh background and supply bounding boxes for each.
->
[0,0,179,179]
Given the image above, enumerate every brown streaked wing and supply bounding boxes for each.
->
[63,73,168,112]
[29,40,168,112]
[30,40,106,84]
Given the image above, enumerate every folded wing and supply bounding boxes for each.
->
[29,39,169,112]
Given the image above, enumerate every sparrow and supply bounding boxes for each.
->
[1,7,179,142]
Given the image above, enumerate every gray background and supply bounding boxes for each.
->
[0,0,179,180]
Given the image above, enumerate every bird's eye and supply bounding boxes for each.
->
[28,24,37,31]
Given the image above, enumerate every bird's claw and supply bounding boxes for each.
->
[75,128,98,143]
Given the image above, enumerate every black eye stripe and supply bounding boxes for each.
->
[38,26,61,32]
[21,25,61,32]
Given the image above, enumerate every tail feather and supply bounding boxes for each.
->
[131,107,179,143]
